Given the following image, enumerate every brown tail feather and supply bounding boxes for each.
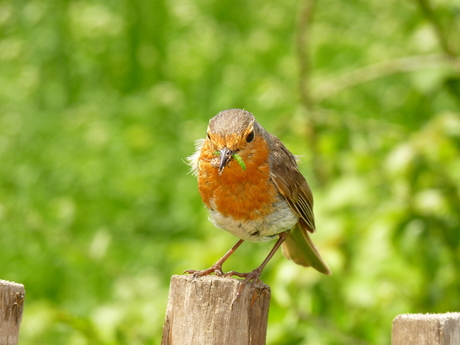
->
[281,223,331,275]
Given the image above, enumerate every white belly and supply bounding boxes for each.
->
[207,197,298,242]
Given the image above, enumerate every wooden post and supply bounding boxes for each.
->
[161,275,271,345]
[392,313,460,345]
[0,280,25,345]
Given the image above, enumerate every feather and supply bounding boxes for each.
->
[269,135,331,274]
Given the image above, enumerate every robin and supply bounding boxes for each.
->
[185,109,331,283]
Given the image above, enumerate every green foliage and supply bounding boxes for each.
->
[1,0,459,344]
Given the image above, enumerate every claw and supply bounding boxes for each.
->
[183,239,245,279]
[224,267,263,307]
[184,263,225,277]
[224,267,262,281]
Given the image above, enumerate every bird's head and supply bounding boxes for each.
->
[206,109,261,173]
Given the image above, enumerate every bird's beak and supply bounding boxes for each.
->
[219,147,234,173]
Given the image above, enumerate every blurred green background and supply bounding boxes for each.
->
[1,0,460,343]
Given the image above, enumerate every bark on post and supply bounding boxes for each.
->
[162,275,271,345]
[0,280,25,345]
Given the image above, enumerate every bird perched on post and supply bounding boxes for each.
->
[186,109,330,283]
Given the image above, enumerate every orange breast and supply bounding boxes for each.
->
[197,137,278,221]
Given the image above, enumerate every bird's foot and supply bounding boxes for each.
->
[224,267,264,306]
[224,267,263,283]
[184,262,225,277]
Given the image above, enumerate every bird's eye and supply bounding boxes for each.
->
[207,133,211,140]
[246,130,254,143]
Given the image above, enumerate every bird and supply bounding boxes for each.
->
[185,109,331,283]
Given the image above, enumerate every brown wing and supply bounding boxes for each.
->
[268,136,316,232]
[266,134,330,274]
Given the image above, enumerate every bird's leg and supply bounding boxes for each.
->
[225,232,288,281]
[225,232,289,304]
[184,239,245,277]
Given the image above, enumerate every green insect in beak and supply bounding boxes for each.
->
[214,151,246,172]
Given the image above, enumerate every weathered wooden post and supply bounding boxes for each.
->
[0,280,25,345]
[161,275,271,345]
[392,313,460,345]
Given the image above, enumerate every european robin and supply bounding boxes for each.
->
[185,109,331,283]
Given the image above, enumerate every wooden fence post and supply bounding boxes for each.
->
[0,280,25,345]
[161,275,271,345]
[392,313,460,345]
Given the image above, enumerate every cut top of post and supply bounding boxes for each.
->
[0,279,26,345]
[392,313,460,345]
